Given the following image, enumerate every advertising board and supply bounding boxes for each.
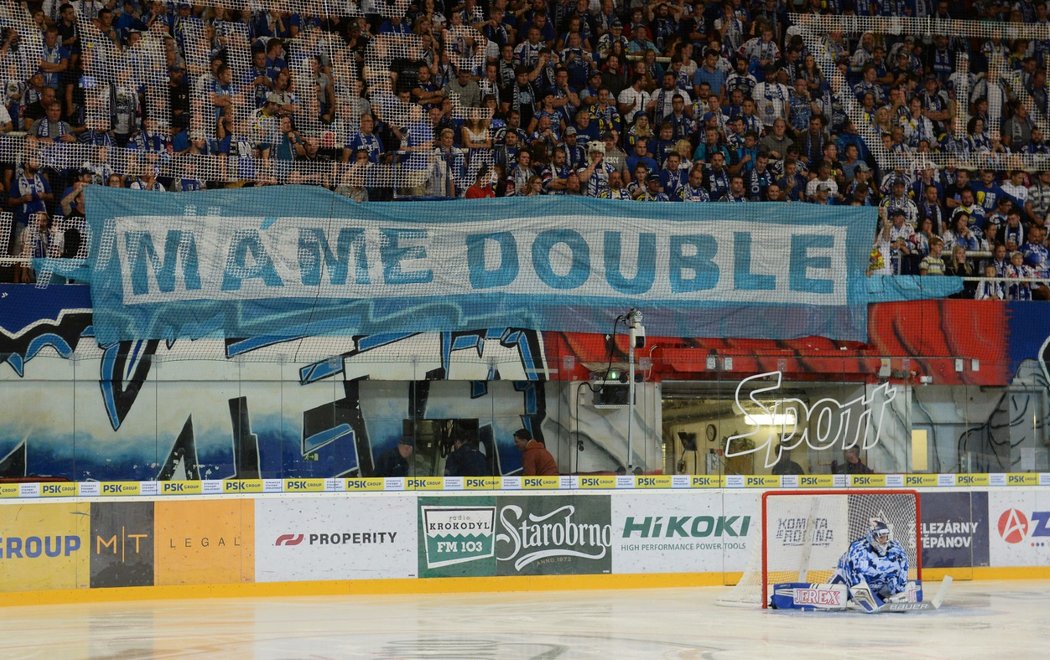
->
[0,502,89,591]
[153,499,254,585]
[255,496,416,582]
[419,494,612,577]
[611,491,758,575]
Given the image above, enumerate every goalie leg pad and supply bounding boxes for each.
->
[769,583,848,611]
[886,581,924,603]
[848,581,886,613]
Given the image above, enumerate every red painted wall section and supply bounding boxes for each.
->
[543,301,1011,386]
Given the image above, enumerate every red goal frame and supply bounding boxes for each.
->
[760,489,922,608]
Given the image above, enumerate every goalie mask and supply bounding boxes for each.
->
[868,521,891,556]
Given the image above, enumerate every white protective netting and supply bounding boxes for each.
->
[719,489,921,608]
[0,0,498,190]
[790,14,1050,174]
[4,5,1050,190]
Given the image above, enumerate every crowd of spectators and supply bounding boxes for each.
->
[0,0,1048,296]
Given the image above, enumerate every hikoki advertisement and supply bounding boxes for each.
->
[611,491,759,575]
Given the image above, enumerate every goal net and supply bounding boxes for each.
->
[720,489,922,608]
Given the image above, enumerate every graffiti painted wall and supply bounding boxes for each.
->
[0,286,1046,480]
[0,286,662,480]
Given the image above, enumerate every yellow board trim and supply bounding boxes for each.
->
[3,567,1048,607]
[0,573,738,607]
[922,566,1050,581]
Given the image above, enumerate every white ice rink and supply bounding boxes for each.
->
[0,581,1044,659]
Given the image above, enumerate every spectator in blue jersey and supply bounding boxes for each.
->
[623,137,655,175]
[209,64,235,123]
[1021,225,1049,300]
[130,165,165,192]
[692,126,727,164]
[694,48,726,99]
[59,168,92,217]
[578,140,615,197]
[973,169,1007,214]
[115,1,146,43]
[128,117,170,154]
[264,38,288,79]
[747,152,775,200]
[39,26,69,93]
[400,104,435,196]
[171,159,206,192]
[542,147,572,194]
[659,152,686,201]
[8,158,52,255]
[246,49,273,110]
[725,175,748,202]
[347,113,384,164]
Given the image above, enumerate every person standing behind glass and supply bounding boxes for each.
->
[771,444,805,475]
[444,436,489,477]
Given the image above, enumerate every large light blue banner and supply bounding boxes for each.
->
[84,186,951,344]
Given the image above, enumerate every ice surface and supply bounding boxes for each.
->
[0,580,1043,659]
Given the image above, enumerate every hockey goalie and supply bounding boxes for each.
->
[769,521,944,613]
[831,521,909,601]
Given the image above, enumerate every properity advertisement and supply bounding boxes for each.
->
[255,496,416,582]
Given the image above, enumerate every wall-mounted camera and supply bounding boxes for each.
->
[627,309,645,349]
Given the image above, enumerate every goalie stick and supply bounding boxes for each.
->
[878,576,953,612]
[851,576,953,613]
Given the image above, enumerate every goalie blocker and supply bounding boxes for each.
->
[770,580,929,612]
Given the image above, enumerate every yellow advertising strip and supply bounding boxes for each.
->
[578,475,617,489]
[39,483,77,497]
[5,473,1050,500]
[1005,473,1039,486]
[635,475,673,489]
[159,481,203,495]
[223,479,264,494]
[345,478,385,491]
[850,474,887,488]
[954,473,990,487]
[99,482,141,496]
[743,475,781,488]
[463,477,501,490]
[405,477,444,491]
[903,474,939,487]
[797,475,836,488]
[283,478,327,492]
[690,475,724,488]
[522,476,560,489]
